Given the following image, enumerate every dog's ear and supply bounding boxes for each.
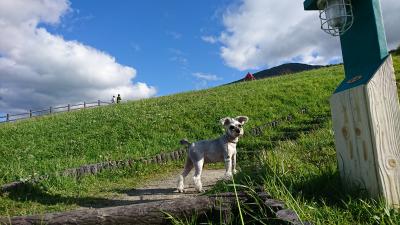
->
[235,116,249,125]
[220,117,232,126]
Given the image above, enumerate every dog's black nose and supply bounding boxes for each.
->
[235,128,240,133]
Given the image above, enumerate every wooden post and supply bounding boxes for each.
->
[6,114,9,122]
[29,110,32,118]
[84,102,86,109]
[330,56,400,207]
[49,107,52,114]
[67,104,70,112]
[98,100,101,106]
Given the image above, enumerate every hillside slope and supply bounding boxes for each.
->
[233,63,324,83]
[1,55,399,186]
[0,67,341,186]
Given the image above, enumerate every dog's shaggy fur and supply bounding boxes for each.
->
[177,116,249,193]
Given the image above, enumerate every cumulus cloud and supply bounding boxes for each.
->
[0,0,156,113]
[214,0,400,71]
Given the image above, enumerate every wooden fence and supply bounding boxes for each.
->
[0,100,111,123]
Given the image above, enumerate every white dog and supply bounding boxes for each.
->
[177,116,249,193]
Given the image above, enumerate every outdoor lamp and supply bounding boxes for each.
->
[317,0,353,36]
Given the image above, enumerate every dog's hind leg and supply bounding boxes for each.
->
[193,158,204,192]
[177,156,193,193]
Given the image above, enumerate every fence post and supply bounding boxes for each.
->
[29,110,32,118]
[83,102,86,109]
[49,107,52,114]
[6,114,9,122]
[98,100,101,106]
[68,104,70,112]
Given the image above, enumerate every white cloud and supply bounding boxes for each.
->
[193,72,222,81]
[192,72,222,90]
[0,0,156,113]
[381,0,400,50]
[216,0,400,71]
[201,36,218,44]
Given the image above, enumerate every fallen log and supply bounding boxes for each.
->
[0,193,248,225]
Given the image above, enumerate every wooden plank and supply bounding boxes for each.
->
[330,56,400,207]
[331,86,380,196]
[365,56,400,207]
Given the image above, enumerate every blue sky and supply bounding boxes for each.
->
[46,0,241,96]
[0,0,399,114]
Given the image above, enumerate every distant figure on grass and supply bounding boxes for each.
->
[244,72,256,81]
[111,95,116,104]
[116,94,122,103]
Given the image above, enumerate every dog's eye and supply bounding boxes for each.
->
[229,125,235,130]
[238,124,242,128]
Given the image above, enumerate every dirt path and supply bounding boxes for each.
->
[80,168,226,209]
[119,169,226,203]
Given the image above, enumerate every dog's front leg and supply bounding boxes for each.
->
[224,154,233,179]
[232,152,237,175]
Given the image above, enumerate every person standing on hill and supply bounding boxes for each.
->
[111,95,116,103]
[116,94,121,103]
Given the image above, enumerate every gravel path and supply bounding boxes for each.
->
[119,169,226,203]
[79,168,226,209]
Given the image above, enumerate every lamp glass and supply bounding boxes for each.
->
[326,0,347,28]
[318,0,353,36]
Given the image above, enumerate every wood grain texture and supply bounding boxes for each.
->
[365,56,400,207]
[330,56,400,207]
[330,84,380,196]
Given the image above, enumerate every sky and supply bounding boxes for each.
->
[0,0,399,114]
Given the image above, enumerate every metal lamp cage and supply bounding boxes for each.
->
[318,0,354,36]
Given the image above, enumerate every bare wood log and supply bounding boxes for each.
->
[275,209,303,225]
[174,151,180,160]
[142,159,149,164]
[0,193,249,225]
[116,160,125,168]
[89,165,97,174]
[264,199,285,211]
[156,154,162,164]
[127,159,134,167]
[170,152,176,160]
[160,153,167,162]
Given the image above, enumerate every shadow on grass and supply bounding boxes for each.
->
[5,183,167,208]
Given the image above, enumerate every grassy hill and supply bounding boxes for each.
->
[0,64,342,186]
[232,62,324,84]
[0,54,399,223]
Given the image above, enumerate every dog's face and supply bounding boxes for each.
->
[220,116,249,138]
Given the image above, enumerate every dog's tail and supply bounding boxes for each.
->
[180,139,191,146]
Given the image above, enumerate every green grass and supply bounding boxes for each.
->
[0,54,399,222]
[0,63,342,185]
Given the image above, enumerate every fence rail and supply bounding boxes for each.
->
[0,100,111,123]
